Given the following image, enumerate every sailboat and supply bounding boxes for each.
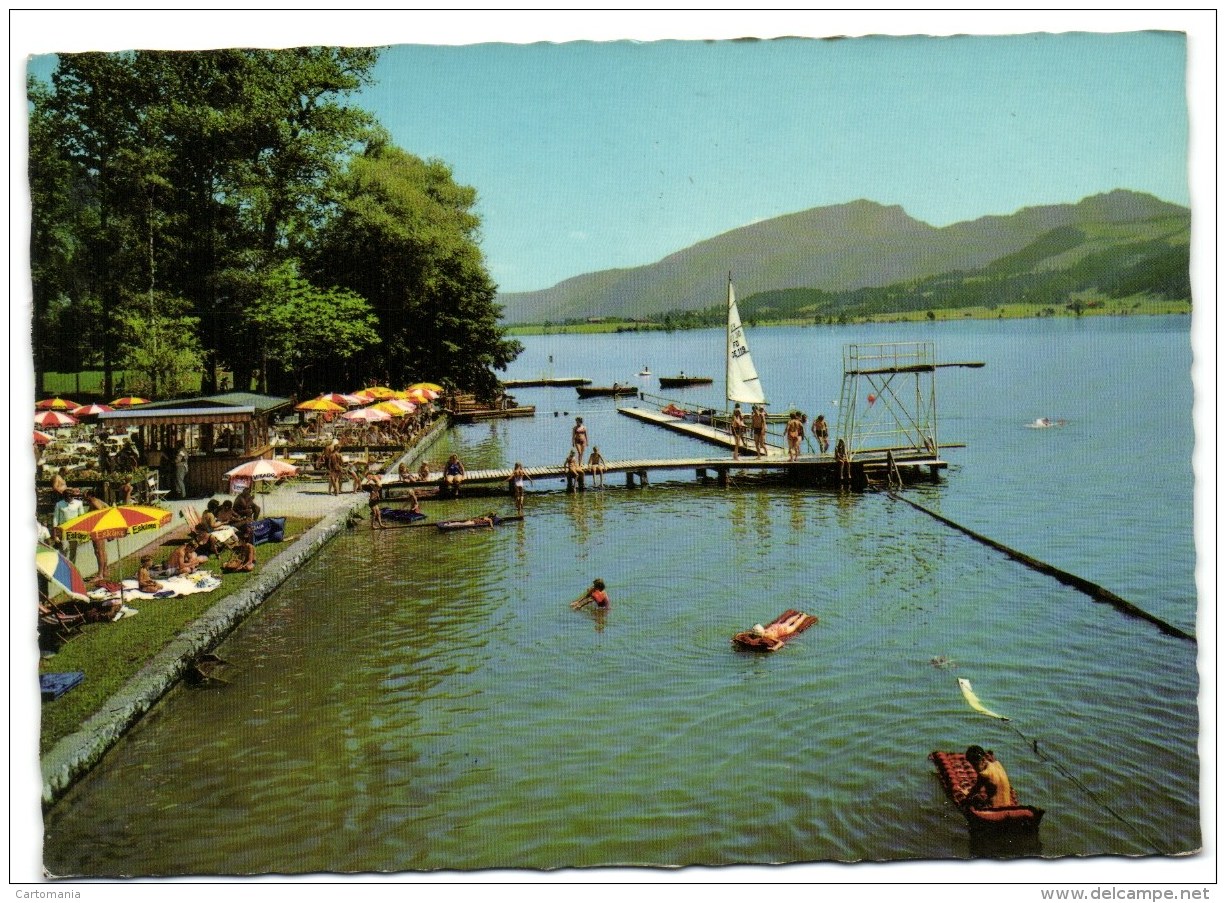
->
[725,273,767,409]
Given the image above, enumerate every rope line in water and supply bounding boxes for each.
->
[1005,721,1170,855]
[887,491,1195,643]
[960,680,1169,854]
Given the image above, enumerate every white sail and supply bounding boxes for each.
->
[726,275,767,405]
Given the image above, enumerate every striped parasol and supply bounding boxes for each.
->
[34,430,54,446]
[356,385,396,400]
[372,399,417,416]
[58,504,172,543]
[35,410,78,428]
[36,543,89,600]
[342,406,393,423]
[71,403,115,417]
[110,396,152,408]
[36,397,79,411]
[224,458,299,482]
[295,398,345,413]
[408,382,443,393]
[315,393,365,407]
[404,387,438,404]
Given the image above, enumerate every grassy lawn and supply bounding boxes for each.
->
[39,515,319,755]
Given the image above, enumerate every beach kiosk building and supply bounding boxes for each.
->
[97,391,292,497]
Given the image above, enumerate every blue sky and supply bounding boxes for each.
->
[360,32,1189,292]
[15,12,1202,294]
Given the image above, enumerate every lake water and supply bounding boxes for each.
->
[41,316,1203,878]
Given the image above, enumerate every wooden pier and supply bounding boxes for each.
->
[381,447,946,498]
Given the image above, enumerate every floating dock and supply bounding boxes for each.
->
[502,377,592,388]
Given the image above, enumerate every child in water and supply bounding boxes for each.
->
[570,578,609,610]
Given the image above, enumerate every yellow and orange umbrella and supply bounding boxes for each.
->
[36,397,79,411]
[357,386,396,400]
[111,396,152,408]
[295,398,345,413]
[408,382,443,393]
[58,504,172,543]
[372,400,417,417]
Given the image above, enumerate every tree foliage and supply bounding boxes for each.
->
[306,143,522,400]
[28,48,521,401]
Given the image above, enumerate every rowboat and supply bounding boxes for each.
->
[576,385,638,398]
[732,609,818,651]
[929,750,1045,840]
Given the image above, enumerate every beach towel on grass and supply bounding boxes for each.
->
[120,572,223,600]
[41,671,84,701]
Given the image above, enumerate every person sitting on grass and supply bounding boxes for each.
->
[167,536,205,576]
[222,526,256,572]
[137,555,163,594]
[233,485,261,522]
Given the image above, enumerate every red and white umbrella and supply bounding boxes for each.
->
[315,393,365,407]
[224,458,299,482]
[71,403,115,417]
[34,430,54,446]
[404,387,438,404]
[342,407,393,423]
[35,397,79,411]
[35,410,78,428]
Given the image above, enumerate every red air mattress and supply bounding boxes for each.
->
[929,750,1044,835]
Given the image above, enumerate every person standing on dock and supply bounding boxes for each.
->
[571,416,589,464]
[812,414,830,454]
[751,404,767,456]
[785,412,805,462]
[507,462,533,513]
[731,404,745,460]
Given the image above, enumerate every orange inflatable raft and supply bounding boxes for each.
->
[929,750,1045,836]
[732,609,818,651]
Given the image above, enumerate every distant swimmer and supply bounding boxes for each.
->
[570,578,609,610]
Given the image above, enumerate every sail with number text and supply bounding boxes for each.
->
[726,274,768,405]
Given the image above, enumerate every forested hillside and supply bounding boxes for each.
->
[499,190,1189,326]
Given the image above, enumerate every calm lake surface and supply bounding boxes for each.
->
[42,316,1202,876]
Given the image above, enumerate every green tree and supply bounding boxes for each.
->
[306,143,521,399]
[247,261,381,397]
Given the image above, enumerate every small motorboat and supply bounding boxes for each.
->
[638,366,652,376]
[659,374,714,388]
[732,609,818,651]
[929,750,1045,839]
[1025,417,1068,429]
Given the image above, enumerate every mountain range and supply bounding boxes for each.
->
[496,190,1189,325]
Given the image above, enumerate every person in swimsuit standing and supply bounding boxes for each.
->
[731,404,745,460]
[506,462,533,513]
[571,417,588,464]
[751,404,767,456]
